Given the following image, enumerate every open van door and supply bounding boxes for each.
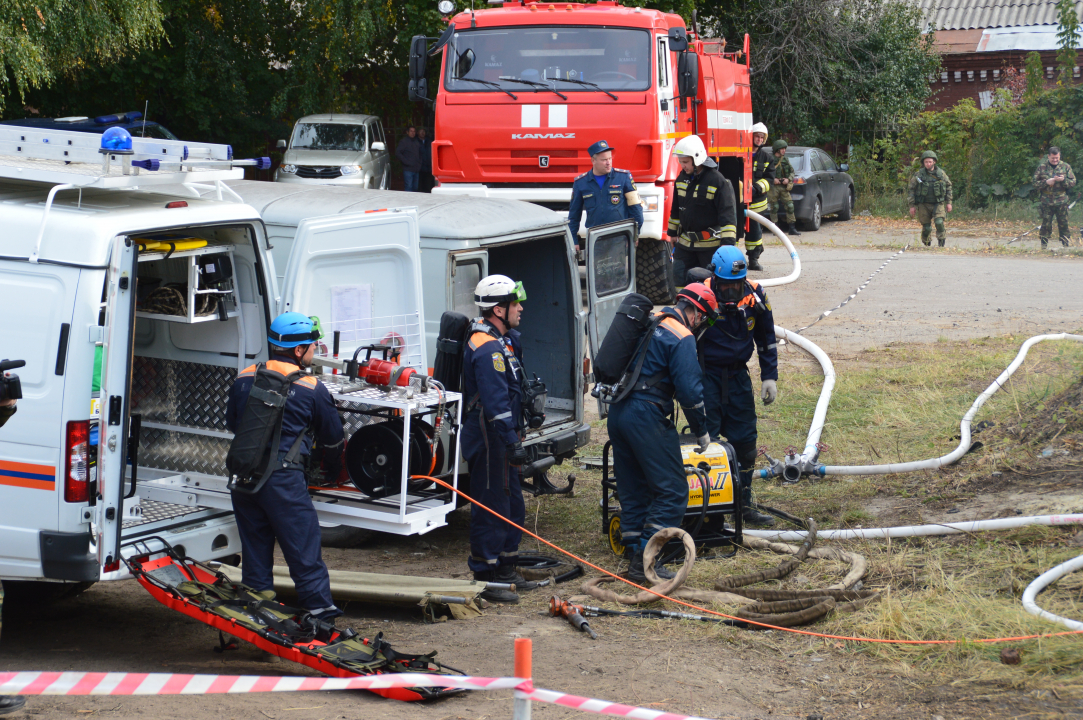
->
[584,220,638,418]
[96,235,138,574]
[279,209,427,371]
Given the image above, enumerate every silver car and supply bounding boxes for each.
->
[275,113,390,188]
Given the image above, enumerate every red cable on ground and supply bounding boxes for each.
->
[419,475,1083,646]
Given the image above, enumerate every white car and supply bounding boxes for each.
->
[275,113,391,189]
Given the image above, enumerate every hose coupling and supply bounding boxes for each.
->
[757,452,785,480]
[782,451,821,484]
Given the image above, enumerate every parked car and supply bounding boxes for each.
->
[784,146,855,231]
[275,113,390,189]
[0,111,178,140]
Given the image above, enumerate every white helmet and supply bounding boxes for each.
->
[750,122,768,142]
[474,274,526,308]
[673,135,708,166]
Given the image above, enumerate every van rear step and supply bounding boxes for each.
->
[124,541,466,702]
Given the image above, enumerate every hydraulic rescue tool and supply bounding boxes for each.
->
[548,595,598,640]
[347,343,430,390]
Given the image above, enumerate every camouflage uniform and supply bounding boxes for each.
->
[1033,159,1076,247]
[907,163,952,246]
[767,153,796,224]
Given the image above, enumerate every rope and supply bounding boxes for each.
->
[418,475,1083,645]
[793,244,908,335]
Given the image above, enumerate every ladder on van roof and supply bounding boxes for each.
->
[0,124,271,262]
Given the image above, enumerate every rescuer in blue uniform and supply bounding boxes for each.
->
[461,275,538,604]
[568,139,645,249]
[226,312,345,619]
[607,283,717,584]
[699,246,778,526]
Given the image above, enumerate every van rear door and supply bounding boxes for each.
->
[96,235,137,573]
[279,209,427,371]
[584,220,638,417]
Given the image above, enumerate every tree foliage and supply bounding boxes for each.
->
[1056,0,1080,86]
[0,0,164,113]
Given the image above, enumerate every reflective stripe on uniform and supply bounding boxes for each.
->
[659,316,691,339]
[491,411,513,421]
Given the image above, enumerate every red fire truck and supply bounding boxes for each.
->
[409,1,755,303]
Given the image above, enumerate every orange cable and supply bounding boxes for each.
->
[417,475,1083,646]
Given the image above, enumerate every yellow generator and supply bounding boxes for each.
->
[600,439,744,558]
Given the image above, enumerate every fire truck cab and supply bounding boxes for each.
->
[411,0,754,303]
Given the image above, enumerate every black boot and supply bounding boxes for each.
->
[475,571,521,604]
[627,549,676,584]
[788,221,801,236]
[740,484,776,527]
[495,564,539,592]
[938,238,946,247]
[746,247,764,272]
[0,696,26,715]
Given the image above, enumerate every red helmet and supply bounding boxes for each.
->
[677,282,718,321]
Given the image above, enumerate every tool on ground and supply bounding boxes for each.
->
[548,595,598,639]
[578,604,746,626]
[126,538,466,702]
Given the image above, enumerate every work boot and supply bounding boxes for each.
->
[938,238,946,247]
[1062,238,1071,247]
[740,485,776,527]
[788,221,801,236]
[495,565,539,592]
[1041,239,1049,249]
[0,696,26,715]
[627,550,675,584]
[475,571,521,604]
[746,248,764,272]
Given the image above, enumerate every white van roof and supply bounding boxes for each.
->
[0,181,262,267]
[220,181,567,242]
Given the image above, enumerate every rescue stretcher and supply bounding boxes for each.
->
[124,538,466,702]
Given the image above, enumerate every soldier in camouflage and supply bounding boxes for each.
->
[907,150,953,247]
[1033,146,1076,248]
[767,139,800,236]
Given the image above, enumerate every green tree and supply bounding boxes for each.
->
[1056,0,1080,86]
[0,0,164,113]
[1025,51,1046,100]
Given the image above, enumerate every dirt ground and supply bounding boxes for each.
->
[3,217,1083,720]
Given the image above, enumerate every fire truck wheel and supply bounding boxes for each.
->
[635,237,677,304]
[320,524,377,548]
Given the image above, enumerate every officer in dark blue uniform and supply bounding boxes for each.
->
[698,246,778,527]
[568,139,645,248]
[607,283,717,584]
[461,275,537,604]
[226,312,344,619]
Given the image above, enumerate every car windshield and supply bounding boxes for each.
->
[444,27,651,92]
[290,123,366,151]
[129,124,178,141]
[789,153,806,172]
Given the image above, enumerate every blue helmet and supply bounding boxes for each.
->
[269,312,320,348]
[711,246,748,281]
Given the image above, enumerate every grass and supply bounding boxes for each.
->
[854,190,1083,226]
[518,333,1083,696]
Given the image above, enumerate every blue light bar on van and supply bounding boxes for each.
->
[100,127,133,152]
[95,111,143,124]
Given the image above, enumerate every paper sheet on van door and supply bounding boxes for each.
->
[330,284,372,343]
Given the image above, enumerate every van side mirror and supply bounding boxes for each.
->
[371,141,385,152]
[276,139,286,150]
[668,26,689,52]
[677,51,699,98]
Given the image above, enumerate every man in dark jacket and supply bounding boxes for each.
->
[743,122,774,271]
[396,126,422,192]
[226,312,344,620]
[607,284,716,583]
[418,127,434,192]
[667,135,737,287]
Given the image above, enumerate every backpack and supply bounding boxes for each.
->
[226,364,306,494]
[592,293,665,405]
[432,311,471,393]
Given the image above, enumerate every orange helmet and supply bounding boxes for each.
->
[676,282,718,322]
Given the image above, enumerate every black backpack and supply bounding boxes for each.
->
[592,293,665,405]
[226,364,306,494]
[432,311,471,393]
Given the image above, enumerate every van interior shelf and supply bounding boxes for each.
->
[135,245,240,324]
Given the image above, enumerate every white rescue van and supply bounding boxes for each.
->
[0,128,445,593]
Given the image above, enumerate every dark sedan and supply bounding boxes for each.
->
[783,146,855,230]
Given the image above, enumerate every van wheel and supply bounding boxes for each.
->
[635,238,676,304]
[320,525,376,548]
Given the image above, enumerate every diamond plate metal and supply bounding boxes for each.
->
[123,499,207,529]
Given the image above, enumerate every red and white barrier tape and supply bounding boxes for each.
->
[0,671,713,720]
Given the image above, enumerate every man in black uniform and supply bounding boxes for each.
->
[667,135,737,288]
[744,122,774,272]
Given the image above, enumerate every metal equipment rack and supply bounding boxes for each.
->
[139,376,462,536]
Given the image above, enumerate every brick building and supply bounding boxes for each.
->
[913,0,1083,110]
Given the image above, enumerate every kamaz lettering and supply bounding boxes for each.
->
[511,133,576,140]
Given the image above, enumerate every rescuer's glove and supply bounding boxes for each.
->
[761,379,777,405]
[695,433,711,454]
[506,442,529,467]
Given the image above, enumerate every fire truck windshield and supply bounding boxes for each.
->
[289,123,367,152]
[444,27,651,93]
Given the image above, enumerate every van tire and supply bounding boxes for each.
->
[320,525,376,548]
[635,238,676,304]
